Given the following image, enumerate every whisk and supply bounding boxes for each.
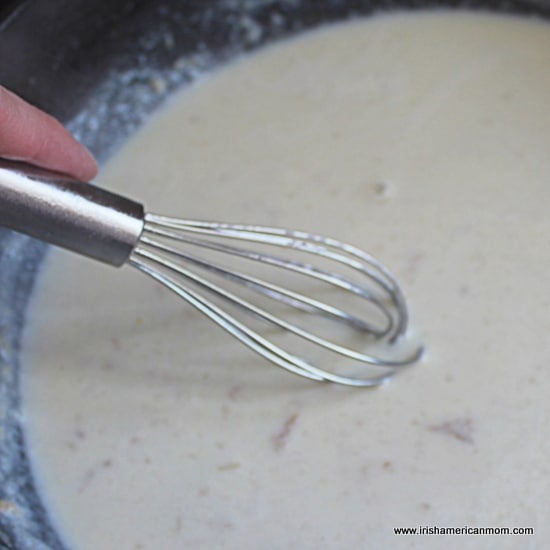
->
[0,159,422,386]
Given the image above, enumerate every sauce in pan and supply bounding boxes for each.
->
[22,11,550,549]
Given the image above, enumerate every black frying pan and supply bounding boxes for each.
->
[1,1,549,548]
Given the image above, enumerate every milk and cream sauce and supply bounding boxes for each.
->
[22,11,550,549]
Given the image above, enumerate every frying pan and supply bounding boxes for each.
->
[1,1,549,548]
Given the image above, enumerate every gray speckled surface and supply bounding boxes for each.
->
[0,1,548,548]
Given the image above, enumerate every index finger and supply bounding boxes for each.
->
[0,86,98,181]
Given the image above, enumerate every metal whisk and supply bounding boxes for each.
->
[0,159,422,387]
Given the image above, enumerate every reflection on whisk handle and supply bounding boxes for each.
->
[0,159,144,266]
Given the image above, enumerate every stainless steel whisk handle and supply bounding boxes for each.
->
[0,159,144,266]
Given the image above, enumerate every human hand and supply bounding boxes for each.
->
[0,85,97,181]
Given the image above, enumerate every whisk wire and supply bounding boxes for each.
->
[131,246,416,368]
[138,234,393,336]
[127,214,423,386]
[144,215,408,338]
[130,250,398,387]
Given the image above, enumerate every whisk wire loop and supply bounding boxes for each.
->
[144,215,409,337]
[127,214,423,386]
[138,234,394,336]
[130,250,397,387]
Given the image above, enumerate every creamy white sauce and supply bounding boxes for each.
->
[22,11,550,549]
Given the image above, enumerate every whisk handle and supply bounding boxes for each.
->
[0,159,144,266]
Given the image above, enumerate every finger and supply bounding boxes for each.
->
[0,86,98,181]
